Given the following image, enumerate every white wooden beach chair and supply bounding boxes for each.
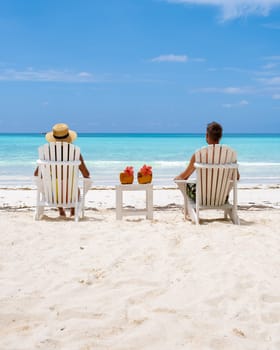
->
[175,145,239,225]
[34,142,92,222]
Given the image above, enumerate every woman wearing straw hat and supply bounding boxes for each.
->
[34,123,91,217]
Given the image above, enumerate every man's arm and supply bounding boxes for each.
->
[174,154,196,180]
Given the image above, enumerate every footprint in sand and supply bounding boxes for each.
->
[261,294,280,303]
[261,311,280,324]
[260,294,280,324]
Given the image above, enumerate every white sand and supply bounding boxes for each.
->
[0,186,280,350]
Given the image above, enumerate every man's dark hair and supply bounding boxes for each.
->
[207,122,223,142]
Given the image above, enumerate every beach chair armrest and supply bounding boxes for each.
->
[83,177,92,194]
[174,178,196,185]
[33,175,43,188]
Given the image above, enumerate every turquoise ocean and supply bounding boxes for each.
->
[0,133,279,188]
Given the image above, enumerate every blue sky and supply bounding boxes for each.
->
[0,0,280,133]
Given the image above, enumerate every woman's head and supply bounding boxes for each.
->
[206,121,223,144]
[45,123,77,143]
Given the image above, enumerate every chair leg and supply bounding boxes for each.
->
[35,208,39,220]
[233,211,240,225]
[81,207,85,219]
[228,209,240,225]
[188,206,199,224]
[193,210,199,225]
[185,198,199,224]
[35,206,43,220]
[80,202,85,219]
[183,197,189,220]
[74,203,79,222]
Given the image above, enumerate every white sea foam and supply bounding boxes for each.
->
[239,162,280,166]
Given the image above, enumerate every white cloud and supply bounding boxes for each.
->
[166,0,280,20]
[262,62,278,69]
[263,55,280,61]
[151,54,188,62]
[194,86,250,94]
[224,87,245,94]
[222,103,233,108]
[207,67,218,71]
[260,76,280,85]
[78,72,92,77]
[191,57,206,62]
[150,54,206,63]
[0,68,95,82]
[272,93,280,99]
[222,99,249,108]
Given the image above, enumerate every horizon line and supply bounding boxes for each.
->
[1,132,280,136]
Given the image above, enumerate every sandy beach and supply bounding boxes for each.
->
[1,186,280,350]
[1,0,280,348]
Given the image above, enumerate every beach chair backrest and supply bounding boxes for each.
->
[195,145,238,207]
[37,142,81,206]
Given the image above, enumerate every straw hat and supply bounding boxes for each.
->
[45,123,77,143]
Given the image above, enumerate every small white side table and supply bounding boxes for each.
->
[116,183,153,220]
